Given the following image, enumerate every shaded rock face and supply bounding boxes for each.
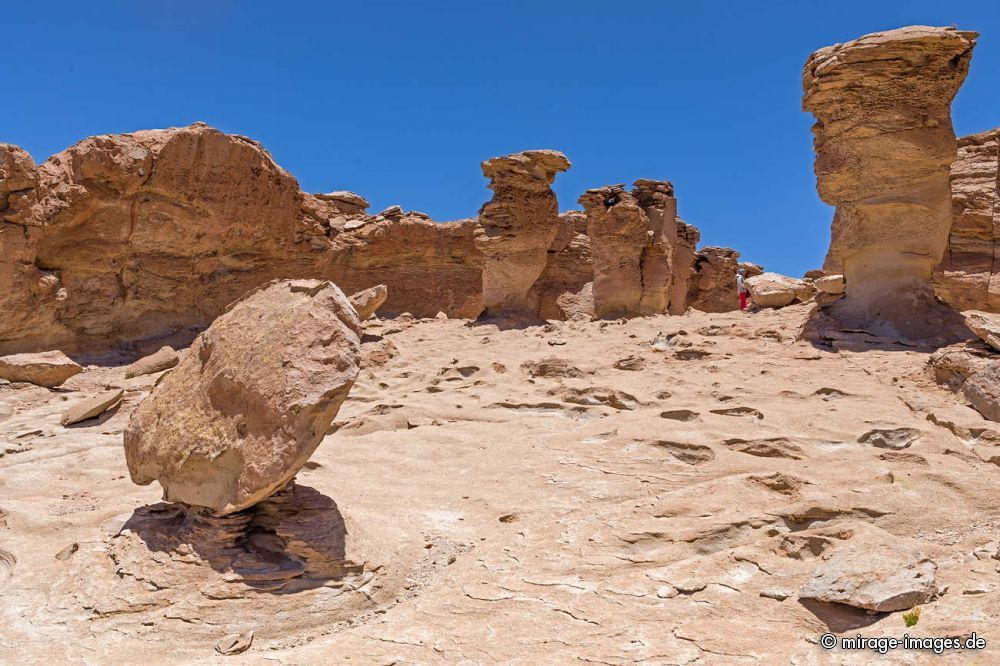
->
[123,279,362,515]
[934,129,1000,311]
[687,248,761,313]
[581,181,700,319]
[803,26,977,340]
[0,124,483,354]
[475,150,571,317]
[529,211,594,320]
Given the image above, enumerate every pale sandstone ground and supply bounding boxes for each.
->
[1,305,998,664]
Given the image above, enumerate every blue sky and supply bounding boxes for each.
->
[4,1,999,277]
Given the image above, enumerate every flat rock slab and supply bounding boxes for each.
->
[0,350,82,387]
[61,388,124,426]
[123,279,362,514]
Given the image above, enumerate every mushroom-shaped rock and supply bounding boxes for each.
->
[123,279,362,514]
[803,25,978,340]
[0,350,82,387]
[476,150,571,316]
[349,284,388,320]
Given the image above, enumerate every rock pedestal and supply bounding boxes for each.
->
[803,26,977,339]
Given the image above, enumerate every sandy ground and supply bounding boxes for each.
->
[1,304,998,664]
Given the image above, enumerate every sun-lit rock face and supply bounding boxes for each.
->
[803,25,977,340]
[475,149,571,317]
[934,128,1000,311]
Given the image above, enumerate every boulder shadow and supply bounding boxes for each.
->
[798,598,887,633]
[121,482,359,594]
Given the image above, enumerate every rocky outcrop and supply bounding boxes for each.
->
[934,129,1000,310]
[803,26,977,340]
[687,247,762,313]
[0,124,483,354]
[475,150,571,317]
[123,279,361,514]
[529,211,594,320]
[581,181,701,319]
[963,363,1000,422]
[0,350,82,387]
[580,185,648,319]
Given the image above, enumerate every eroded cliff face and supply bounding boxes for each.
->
[934,129,1000,311]
[475,150,571,317]
[0,124,483,353]
[802,26,977,340]
[529,211,594,320]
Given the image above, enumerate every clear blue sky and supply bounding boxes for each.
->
[5,2,999,277]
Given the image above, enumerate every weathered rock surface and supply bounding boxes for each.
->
[475,150,570,317]
[962,310,1000,352]
[803,26,978,340]
[687,247,762,313]
[529,211,594,320]
[348,284,388,321]
[927,344,993,389]
[0,124,483,354]
[800,528,939,612]
[123,279,362,514]
[61,388,124,426]
[745,272,814,308]
[0,350,82,387]
[814,274,845,295]
[581,181,702,318]
[963,363,1000,422]
[124,346,179,379]
[934,129,1000,311]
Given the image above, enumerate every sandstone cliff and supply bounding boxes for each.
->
[934,128,1000,311]
[0,124,483,353]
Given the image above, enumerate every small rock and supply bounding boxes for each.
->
[614,356,645,371]
[348,284,388,321]
[656,585,678,598]
[435,311,448,320]
[858,428,920,450]
[60,388,124,426]
[660,409,699,422]
[674,578,707,594]
[125,346,179,379]
[760,588,791,601]
[0,350,83,387]
[215,630,254,655]
[547,338,567,346]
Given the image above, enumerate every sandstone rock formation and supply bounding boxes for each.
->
[803,26,978,340]
[123,279,361,514]
[934,129,1000,310]
[529,211,594,320]
[745,272,815,308]
[0,123,483,354]
[580,181,701,319]
[963,311,1000,351]
[348,284,388,320]
[813,274,844,295]
[0,350,82,387]
[687,247,761,313]
[475,150,571,317]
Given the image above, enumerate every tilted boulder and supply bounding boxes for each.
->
[962,310,1000,352]
[803,26,977,340]
[934,129,1000,311]
[348,284,388,320]
[0,350,82,387]
[125,346,179,379]
[745,272,815,308]
[963,363,1000,422]
[123,279,362,514]
[475,150,570,316]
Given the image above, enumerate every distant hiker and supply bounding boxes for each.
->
[736,268,749,311]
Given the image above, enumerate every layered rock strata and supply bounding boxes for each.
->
[802,26,978,339]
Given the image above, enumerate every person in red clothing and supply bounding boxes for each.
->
[736,267,749,311]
